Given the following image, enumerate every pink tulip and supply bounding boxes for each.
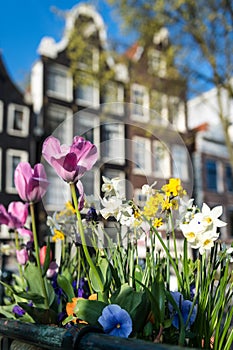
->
[0,202,33,241]
[42,136,98,184]
[0,202,28,229]
[16,248,29,265]
[14,162,49,203]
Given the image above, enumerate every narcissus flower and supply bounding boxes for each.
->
[14,162,49,203]
[98,304,132,338]
[42,136,98,184]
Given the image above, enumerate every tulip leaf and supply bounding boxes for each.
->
[18,302,58,324]
[57,275,75,302]
[74,299,107,326]
[89,256,111,293]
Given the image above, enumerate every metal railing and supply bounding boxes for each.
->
[0,319,200,350]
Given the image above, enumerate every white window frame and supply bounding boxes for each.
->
[0,148,2,191]
[76,73,99,108]
[172,145,189,181]
[74,111,100,152]
[101,122,125,165]
[131,84,149,122]
[47,63,73,102]
[152,140,171,179]
[133,136,151,175]
[150,90,168,124]
[78,46,99,72]
[103,82,124,116]
[6,149,28,193]
[0,100,3,133]
[47,104,73,144]
[7,103,30,137]
[148,48,166,77]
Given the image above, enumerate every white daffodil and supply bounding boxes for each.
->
[141,180,157,196]
[198,230,220,255]
[101,176,124,199]
[194,203,227,229]
[117,205,135,227]
[100,196,122,220]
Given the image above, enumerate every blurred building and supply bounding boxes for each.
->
[30,3,191,217]
[188,87,233,241]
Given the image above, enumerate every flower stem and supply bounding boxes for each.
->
[29,203,49,309]
[70,183,104,293]
[14,230,24,284]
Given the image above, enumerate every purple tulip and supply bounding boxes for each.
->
[16,248,29,265]
[42,136,98,184]
[14,162,49,203]
[0,201,28,229]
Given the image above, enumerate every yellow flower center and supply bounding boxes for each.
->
[204,217,212,224]
[116,323,121,328]
[187,232,195,239]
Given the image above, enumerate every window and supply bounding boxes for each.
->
[47,104,73,144]
[7,103,30,137]
[205,159,217,191]
[74,111,99,146]
[133,137,151,174]
[152,141,171,178]
[101,123,125,165]
[6,149,28,193]
[76,73,99,107]
[43,165,70,211]
[226,164,233,192]
[168,96,180,125]
[47,64,72,101]
[172,145,189,181]
[78,46,99,72]
[103,82,124,115]
[148,49,166,77]
[0,100,3,132]
[0,148,2,190]
[150,90,168,125]
[131,84,149,121]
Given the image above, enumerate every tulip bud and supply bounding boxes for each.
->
[39,245,52,266]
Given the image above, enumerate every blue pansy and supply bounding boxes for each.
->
[168,291,197,329]
[98,304,132,338]
[12,305,25,317]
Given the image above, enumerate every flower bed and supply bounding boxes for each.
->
[0,135,232,349]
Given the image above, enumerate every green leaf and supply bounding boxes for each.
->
[74,299,107,326]
[89,256,112,293]
[110,283,150,332]
[134,264,143,292]
[18,302,58,324]
[57,275,75,302]
[151,270,165,323]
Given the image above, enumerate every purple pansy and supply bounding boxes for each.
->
[42,136,98,184]
[168,291,197,329]
[12,305,25,317]
[98,304,132,338]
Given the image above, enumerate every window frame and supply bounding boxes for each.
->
[0,100,3,133]
[46,63,73,102]
[205,158,218,192]
[6,149,28,193]
[76,73,99,108]
[172,144,189,181]
[101,122,125,165]
[102,81,124,116]
[7,103,30,137]
[78,46,99,72]
[226,164,233,192]
[47,104,73,144]
[0,148,2,191]
[130,84,149,122]
[152,140,171,179]
[74,111,100,149]
[132,136,151,175]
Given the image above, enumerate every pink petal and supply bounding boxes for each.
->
[8,202,28,226]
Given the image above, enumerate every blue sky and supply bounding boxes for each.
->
[0,0,127,89]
